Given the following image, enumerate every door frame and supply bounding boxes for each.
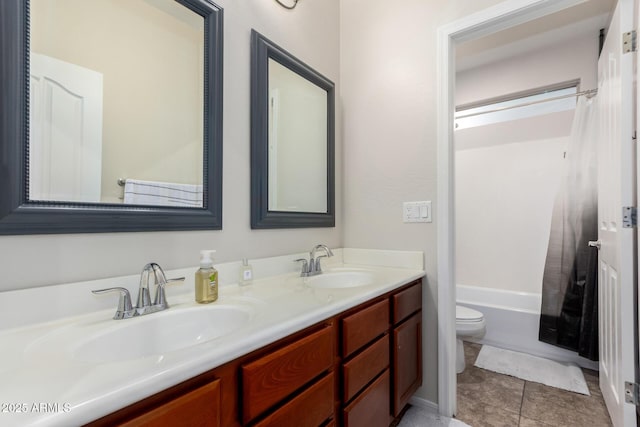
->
[633,0,640,426]
[436,0,591,417]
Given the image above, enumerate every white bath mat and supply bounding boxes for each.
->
[474,345,590,395]
[398,405,471,427]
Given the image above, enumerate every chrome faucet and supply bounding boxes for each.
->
[92,263,185,320]
[295,244,334,277]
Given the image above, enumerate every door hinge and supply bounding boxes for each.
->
[625,381,640,405]
[623,30,637,53]
[622,206,637,228]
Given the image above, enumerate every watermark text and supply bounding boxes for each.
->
[1,403,71,413]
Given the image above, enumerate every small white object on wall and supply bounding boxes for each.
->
[403,201,432,223]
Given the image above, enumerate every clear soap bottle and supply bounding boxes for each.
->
[239,258,253,286]
[195,250,218,303]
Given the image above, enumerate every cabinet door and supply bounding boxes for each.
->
[120,379,220,427]
[392,311,422,417]
[343,370,390,427]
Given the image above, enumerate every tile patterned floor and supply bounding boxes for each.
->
[456,342,612,427]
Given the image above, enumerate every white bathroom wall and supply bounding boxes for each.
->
[340,0,506,406]
[455,137,568,294]
[454,32,598,295]
[456,31,599,105]
[0,0,341,291]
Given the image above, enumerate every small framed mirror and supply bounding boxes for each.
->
[250,30,335,229]
[0,0,223,235]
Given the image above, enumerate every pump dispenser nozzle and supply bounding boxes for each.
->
[199,250,216,268]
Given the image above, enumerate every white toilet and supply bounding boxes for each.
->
[456,305,486,373]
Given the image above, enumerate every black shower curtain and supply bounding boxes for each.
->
[539,97,599,361]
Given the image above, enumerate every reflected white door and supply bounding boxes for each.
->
[268,89,280,210]
[597,0,637,426]
[29,53,103,202]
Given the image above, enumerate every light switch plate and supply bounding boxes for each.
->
[403,201,432,223]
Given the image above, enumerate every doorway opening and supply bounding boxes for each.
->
[436,1,632,425]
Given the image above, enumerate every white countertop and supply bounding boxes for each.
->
[0,249,424,426]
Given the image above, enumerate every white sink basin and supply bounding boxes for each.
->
[306,271,375,289]
[71,305,253,363]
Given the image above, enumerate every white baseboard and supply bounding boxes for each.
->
[408,396,438,413]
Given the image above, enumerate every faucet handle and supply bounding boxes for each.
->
[92,287,135,320]
[294,258,309,276]
[153,277,185,307]
[147,263,184,307]
[314,255,328,273]
[137,266,153,309]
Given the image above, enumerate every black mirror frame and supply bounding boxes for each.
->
[0,0,224,235]
[250,30,335,229]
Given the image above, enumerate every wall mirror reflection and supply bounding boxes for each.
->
[30,0,204,207]
[0,0,223,234]
[251,30,335,228]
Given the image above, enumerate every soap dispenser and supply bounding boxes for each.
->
[195,250,218,303]
[239,258,253,286]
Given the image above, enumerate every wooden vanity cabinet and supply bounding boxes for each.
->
[339,299,391,426]
[391,282,423,417]
[119,380,221,427]
[338,280,423,426]
[343,369,391,427]
[86,280,423,427]
[85,322,336,427]
[342,334,389,402]
[86,369,223,427]
[241,324,335,425]
[253,372,335,427]
[341,299,389,358]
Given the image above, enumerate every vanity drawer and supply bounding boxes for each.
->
[254,372,334,427]
[241,324,334,423]
[120,379,220,427]
[342,334,389,402]
[342,299,389,358]
[392,281,422,324]
[342,369,390,427]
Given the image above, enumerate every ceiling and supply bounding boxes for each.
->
[456,0,616,71]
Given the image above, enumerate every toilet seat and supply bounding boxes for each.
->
[456,305,483,322]
[455,305,486,336]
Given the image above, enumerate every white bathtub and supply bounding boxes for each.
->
[457,285,599,370]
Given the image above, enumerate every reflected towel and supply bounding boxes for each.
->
[123,179,203,207]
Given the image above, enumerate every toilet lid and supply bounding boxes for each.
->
[456,305,483,322]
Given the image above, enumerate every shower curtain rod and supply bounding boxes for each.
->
[455,88,598,120]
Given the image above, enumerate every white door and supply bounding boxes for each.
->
[29,53,103,203]
[597,0,637,425]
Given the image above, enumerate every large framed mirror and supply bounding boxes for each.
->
[0,0,223,235]
[250,30,335,229]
